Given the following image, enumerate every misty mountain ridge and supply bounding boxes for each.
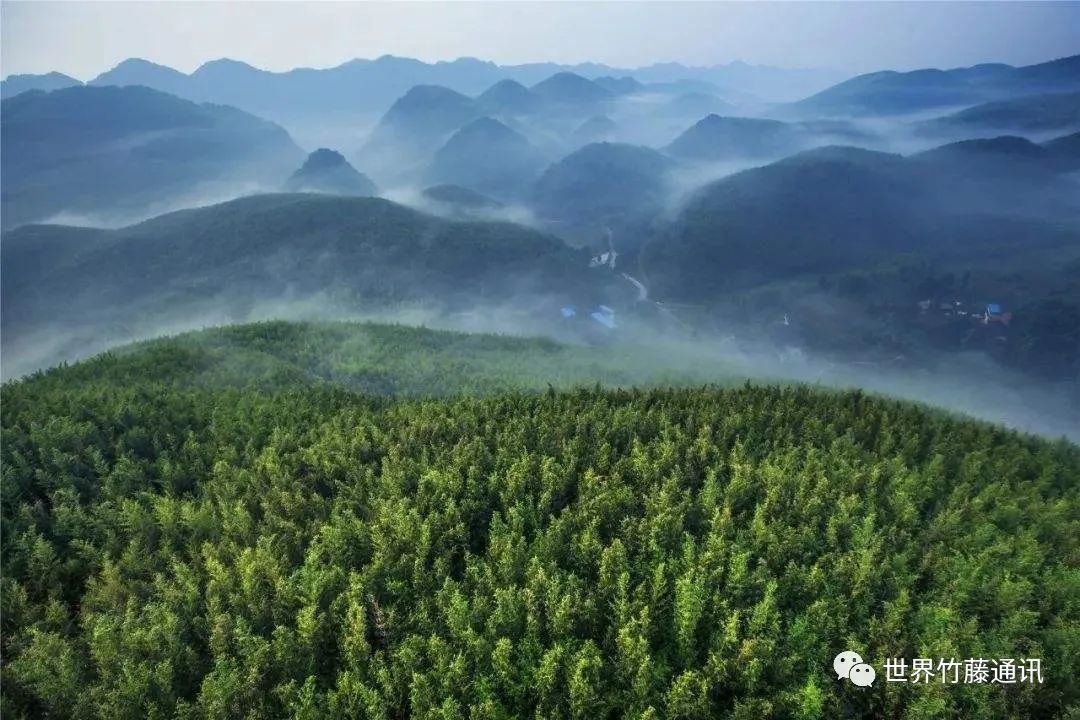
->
[1,192,616,373]
[920,90,1080,137]
[665,114,803,161]
[0,71,82,99]
[75,53,841,115]
[571,115,619,146]
[649,137,1080,302]
[476,79,542,116]
[0,84,303,228]
[4,50,1078,397]
[593,75,646,95]
[355,84,481,181]
[792,53,1080,117]
[422,184,505,212]
[663,113,878,163]
[659,91,735,118]
[530,72,613,109]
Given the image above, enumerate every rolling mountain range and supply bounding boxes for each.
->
[666,115,804,161]
[792,54,1080,116]
[0,85,302,228]
[5,25,1080,720]
[920,90,1080,137]
[665,114,877,162]
[1,193,615,373]
[3,51,1079,388]
[647,136,1080,302]
[31,54,842,116]
[0,71,82,98]
[355,73,623,183]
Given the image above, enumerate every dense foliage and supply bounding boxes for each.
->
[13,321,745,397]
[2,322,1077,719]
[531,142,672,228]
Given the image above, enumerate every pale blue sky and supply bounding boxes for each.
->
[3,1,1078,80]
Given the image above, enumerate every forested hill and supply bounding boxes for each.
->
[11,321,746,396]
[3,322,1078,718]
[1,195,617,376]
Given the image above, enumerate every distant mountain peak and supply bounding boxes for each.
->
[453,115,520,138]
[90,58,190,89]
[286,148,377,196]
[793,53,1080,116]
[112,57,182,72]
[572,115,618,144]
[531,72,612,104]
[666,114,800,161]
[298,148,352,171]
[428,116,543,198]
[193,58,260,75]
[477,79,540,115]
[0,71,83,99]
[397,84,474,106]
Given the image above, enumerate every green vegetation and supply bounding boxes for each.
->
[3,321,1078,719]
[19,321,745,396]
[531,142,672,239]
[1,195,612,374]
[648,144,1080,302]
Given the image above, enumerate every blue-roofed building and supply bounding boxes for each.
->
[984,303,1012,325]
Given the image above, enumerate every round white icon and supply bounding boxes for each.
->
[849,663,876,687]
[833,650,863,679]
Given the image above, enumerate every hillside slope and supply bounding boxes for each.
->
[532,142,673,227]
[2,327,1077,719]
[0,71,82,99]
[792,54,1080,116]
[922,91,1080,136]
[1,195,610,374]
[647,143,1080,301]
[0,85,303,228]
[428,117,546,198]
[284,149,378,196]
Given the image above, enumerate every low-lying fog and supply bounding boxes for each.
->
[5,299,1077,442]
[4,85,1077,443]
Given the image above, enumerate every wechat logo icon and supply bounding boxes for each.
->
[835,650,876,687]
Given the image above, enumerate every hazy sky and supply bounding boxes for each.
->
[2,1,1078,80]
